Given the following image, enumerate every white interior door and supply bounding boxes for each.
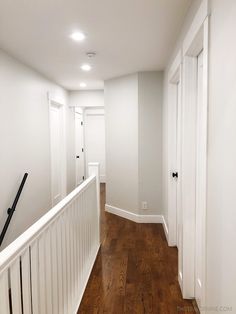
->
[84,109,105,182]
[75,111,85,185]
[168,79,180,247]
[195,50,204,307]
[50,103,65,206]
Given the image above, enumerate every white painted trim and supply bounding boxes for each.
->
[48,95,67,206]
[167,51,182,248]
[181,8,209,305]
[162,216,169,242]
[105,204,163,224]
[183,0,209,56]
[168,50,182,83]
[74,108,85,186]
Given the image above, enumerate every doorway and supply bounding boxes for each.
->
[84,108,106,182]
[167,61,182,250]
[49,100,66,206]
[75,108,85,186]
[181,16,209,305]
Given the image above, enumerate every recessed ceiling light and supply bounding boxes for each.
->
[80,82,87,88]
[70,31,85,41]
[80,64,92,71]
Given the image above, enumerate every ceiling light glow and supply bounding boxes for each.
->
[70,32,85,41]
[80,82,87,88]
[81,64,92,71]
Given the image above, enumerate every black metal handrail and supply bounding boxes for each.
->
[0,173,28,247]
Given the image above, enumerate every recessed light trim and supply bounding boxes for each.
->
[80,82,87,88]
[80,64,92,71]
[70,31,86,41]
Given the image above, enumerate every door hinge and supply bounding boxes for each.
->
[81,121,83,126]
[83,176,85,180]
[82,148,84,152]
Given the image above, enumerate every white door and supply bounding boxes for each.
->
[75,111,85,185]
[168,80,181,247]
[84,110,105,182]
[195,50,204,307]
[50,103,64,206]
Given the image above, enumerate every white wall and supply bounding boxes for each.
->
[105,74,139,213]
[206,0,236,311]
[138,72,163,215]
[0,49,75,249]
[105,72,163,215]
[69,90,104,107]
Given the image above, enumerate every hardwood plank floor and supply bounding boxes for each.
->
[78,184,198,314]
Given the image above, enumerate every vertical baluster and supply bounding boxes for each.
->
[51,222,59,314]
[31,241,39,314]
[0,271,10,314]
[77,194,82,296]
[65,209,72,313]
[70,204,75,308]
[82,192,85,283]
[45,228,53,314]
[89,186,92,256]
[56,216,63,314]
[76,195,80,296]
[38,234,46,313]
[21,248,32,314]
[61,212,68,314]
[10,257,22,314]
[73,201,78,306]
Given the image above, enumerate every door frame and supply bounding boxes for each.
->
[84,107,105,181]
[181,0,209,304]
[74,107,85,186]
[48,94,67,205]
[167,51,182,248]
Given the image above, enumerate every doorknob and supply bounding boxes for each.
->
[172,172,178,178]
[76,156,80,159]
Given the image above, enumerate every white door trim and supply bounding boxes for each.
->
[74,107,85,186]
[167,50,182,248]
[48,95,67,205]
[181,6,209,307]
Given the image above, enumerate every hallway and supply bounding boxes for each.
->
[78,185,197,313]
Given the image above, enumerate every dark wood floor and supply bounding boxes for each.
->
[78,184,198,313]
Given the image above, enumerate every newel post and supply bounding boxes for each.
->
[88,162,100,242]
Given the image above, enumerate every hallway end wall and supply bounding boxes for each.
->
[105,74,139,214]
[105,72,163,216]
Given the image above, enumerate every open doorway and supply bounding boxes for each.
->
[84,108,106,183]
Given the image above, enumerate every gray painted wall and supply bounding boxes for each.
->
[138,72,163,215]
[105,72,163,215]
[105,74,139,213]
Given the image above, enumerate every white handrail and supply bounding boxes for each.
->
[0,175,96,273]
[0,163,100,314]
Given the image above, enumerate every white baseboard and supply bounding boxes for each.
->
[162,215,169,241]
[105,204,163,224]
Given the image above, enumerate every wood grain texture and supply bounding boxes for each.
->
[78,184,198,314]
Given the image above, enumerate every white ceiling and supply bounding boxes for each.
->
[0,0,192,90]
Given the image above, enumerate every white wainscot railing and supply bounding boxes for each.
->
[0,163,100,314]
